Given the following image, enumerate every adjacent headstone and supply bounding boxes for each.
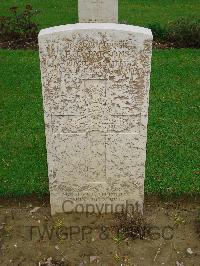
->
[78,0,118,23]
[39,4,153,215]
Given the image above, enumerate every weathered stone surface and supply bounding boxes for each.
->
[39,23,153,214]
[78,0,118,23]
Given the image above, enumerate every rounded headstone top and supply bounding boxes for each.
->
[38,23,153,39]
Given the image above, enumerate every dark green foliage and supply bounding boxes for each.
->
[167,17,200,48]
[0,5,39,48]
[148,22,168,40]
[148,17,200,48]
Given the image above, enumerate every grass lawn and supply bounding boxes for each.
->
[0,0,199,29]
[0,48,199,196]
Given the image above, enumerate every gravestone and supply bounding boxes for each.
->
[39,1,153,215]
[78,0,118,23]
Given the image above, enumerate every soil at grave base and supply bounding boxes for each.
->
[0,39,176,50]
[0,195,200,266]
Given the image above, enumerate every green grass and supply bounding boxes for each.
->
[0,0,199,29]
[146,49,200,195]
[0,48,199,196]
[0,49,48,196]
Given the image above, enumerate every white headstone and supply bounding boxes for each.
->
[39,1,152,215]
[78,0,118,23]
